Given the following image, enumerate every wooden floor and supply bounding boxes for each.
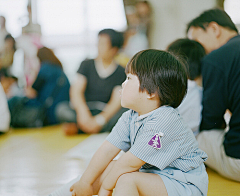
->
[0,125,239,196]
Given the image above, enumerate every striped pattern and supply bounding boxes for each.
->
[106,106,207,172]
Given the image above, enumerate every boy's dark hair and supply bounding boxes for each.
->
[98,29,124,49]
[186,8,238,33]
[167,38,206,80]
[126,49,188,108]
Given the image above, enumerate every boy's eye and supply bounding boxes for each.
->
[127,76,130,80]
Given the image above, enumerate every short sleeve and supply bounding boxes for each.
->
[129,109,198,170]
[77,60,91,77]
[106,110,132,152]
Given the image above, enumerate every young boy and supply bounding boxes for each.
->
[50,49,208,196]
[167,38,206,136]
[56,29,127,135]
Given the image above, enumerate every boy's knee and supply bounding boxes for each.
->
[116,172,137,187]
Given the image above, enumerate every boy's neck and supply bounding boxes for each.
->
[137,101,160,116]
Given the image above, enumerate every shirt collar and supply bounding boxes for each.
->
[136,108,158,121]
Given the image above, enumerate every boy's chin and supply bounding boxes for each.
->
[121,102,129,110]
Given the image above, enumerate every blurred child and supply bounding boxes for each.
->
[167,38,206,136]
[56,29,127,135]
[8,47,70,127]
[0,34,16,72]
[49,49,208,196]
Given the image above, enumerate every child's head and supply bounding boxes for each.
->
[4,34,16,51]
[124,49,188,109]
[37,47,63,69]
[97,29,124,60]
[167,38,205,80]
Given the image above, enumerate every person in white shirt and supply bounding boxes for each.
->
[167,38,206,136]
[0,16,8,51]
[0,82,10,133]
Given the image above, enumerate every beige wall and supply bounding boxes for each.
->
[148,0,217,49]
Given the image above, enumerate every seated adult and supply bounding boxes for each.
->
[167,38,206,136]
[8,47,70,127]
[187,8,240,182]
[56,29,127,135]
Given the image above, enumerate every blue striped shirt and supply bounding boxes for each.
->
[106,106,207,172]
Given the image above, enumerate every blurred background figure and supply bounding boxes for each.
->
[56,29,127,135]
[167,38,206,136]
[0,15,8,51]
[135,0,152,41]
[0,34,16,74]
[0,82,10,134]
[8,47,70,128]
[116,1,152,67]
[17,1,42,88]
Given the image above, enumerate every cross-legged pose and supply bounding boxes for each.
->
[50,49,208,196]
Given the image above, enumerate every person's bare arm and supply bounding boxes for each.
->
[70,74,91,118]
[99,151,145,195]
[94,85,122,125]
[70,74,102,133]
[24,86,37,98]
[70,141,121,196]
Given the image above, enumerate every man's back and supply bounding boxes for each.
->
[200,35,240,158]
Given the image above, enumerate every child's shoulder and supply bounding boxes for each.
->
[148,106,188,132]
[151,106,180,121]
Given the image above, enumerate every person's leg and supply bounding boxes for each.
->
[114,172,168,196]
[55,101,77,123]
[100,108,128,133]
[55,101,80,135]
[197,130,240,182]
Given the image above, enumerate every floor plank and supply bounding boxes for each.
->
[0,125,239,196]
[0,125,89,196]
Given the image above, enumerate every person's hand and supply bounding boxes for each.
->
[98,186,113,196]
[24,86,37,98]
[76,113,102,134]
[70,180,93,196]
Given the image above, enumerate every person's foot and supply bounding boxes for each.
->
[63,123,78,136]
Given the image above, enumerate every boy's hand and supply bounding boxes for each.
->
[98,186,113,196]
[70,180,93,196]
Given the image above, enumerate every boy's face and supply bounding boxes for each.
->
[98,34,114,60]
[120,73,149,113]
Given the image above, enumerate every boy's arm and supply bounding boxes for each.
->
[100,151,145,193]
[70,140,121,196]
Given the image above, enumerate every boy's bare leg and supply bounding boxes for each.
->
[114,172,168,196]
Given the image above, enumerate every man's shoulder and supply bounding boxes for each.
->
[206,35,240,59]
[203,35,240,69]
